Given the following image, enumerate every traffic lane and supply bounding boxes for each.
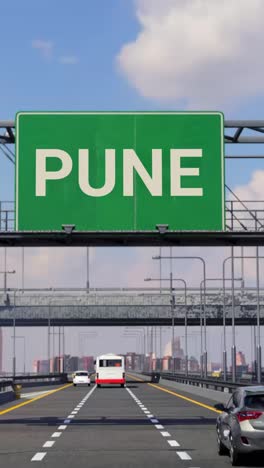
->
[0,383,89,467]
[131,381,264,467]
[0,383,66,412]
[42,384,187,468]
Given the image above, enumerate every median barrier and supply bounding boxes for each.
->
[0,380,15,405]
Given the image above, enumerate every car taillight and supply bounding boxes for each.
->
[237,411,262,422]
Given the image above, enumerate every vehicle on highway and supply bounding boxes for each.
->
[73,370,91,387]
[95,353,125,388]
[215,386,264,465]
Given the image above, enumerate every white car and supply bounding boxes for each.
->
[73,371,91,386]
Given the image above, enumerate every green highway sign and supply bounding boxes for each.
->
[16,112,224,231]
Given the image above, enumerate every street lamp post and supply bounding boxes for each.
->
[86,247,90,292]
[125,327,146,356]
[12,289,18,377]
[12,336,26,374]
[200,276,242,380]
[223,254,264,383]
[144,276,188,375]
[153,255,206,377]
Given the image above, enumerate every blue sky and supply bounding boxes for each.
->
[1,1,264,369]
[1,0,264,198]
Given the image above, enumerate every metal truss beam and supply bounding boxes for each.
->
[2,120,264,146]
[0,230,263,246]
[0,317,263,327]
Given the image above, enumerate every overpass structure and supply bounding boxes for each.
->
[1,120,264,246]
[1,288,264,326]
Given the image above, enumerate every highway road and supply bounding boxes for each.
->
[0,378,263,467]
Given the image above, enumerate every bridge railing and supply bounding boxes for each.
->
[142,371,263,393]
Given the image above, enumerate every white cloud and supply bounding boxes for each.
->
[233,170,264,202]
[117,0,264,108]
[58,55,79,65]
[32,39,54,59]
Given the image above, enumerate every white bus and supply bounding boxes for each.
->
[95,354,125,387]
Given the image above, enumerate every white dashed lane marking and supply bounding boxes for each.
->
[31,452,46,461]
[30,385,96,462]
[126,386,192,462]
[177,452,192,460]
[51,432,62,438]
[168,440,180,447]
[43,441,55,448]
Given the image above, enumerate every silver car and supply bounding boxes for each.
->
[215,386,264,466]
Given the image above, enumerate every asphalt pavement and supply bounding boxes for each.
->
[0,378,263,467]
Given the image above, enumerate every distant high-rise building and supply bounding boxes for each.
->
[189,356,199,372]
[80,356,94,372]
[236,351,246,366]
[164,337,184,358]
[0,328,2,373]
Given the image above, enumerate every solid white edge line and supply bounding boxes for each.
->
[176,452,192,460]
[31,452,46,461]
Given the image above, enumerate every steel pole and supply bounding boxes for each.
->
[170,273,175,375]
[202,261,207,378]
[231,246,236,382]
[200,287,204,378]
[4,248,6,293]
[62,326,65,373]
[241,246,245,293]
[22,247,24,292]
[222,261,227,381]
[184,283,188,376]
[58,327,61,372]
[23,337,26,374]
[86,247,90,292]
[256,246,262,383]
[48,302,51,373]
[159,247,162,293]
[12,290,16,377]
[159,326,162,372]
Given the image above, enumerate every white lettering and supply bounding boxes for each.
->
[170,149,203,196]
[78,149,115,197]
[36,149,72,196]
[123,149,162,196]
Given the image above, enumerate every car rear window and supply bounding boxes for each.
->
[245,394,264,410]
[75,372,88,376]
[99,359,122,367]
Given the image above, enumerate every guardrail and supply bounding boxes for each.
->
[142,371,263,393]
[0,379,13,391]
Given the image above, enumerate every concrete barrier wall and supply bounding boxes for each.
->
[0,388,15,405]
[130,372,231,405]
